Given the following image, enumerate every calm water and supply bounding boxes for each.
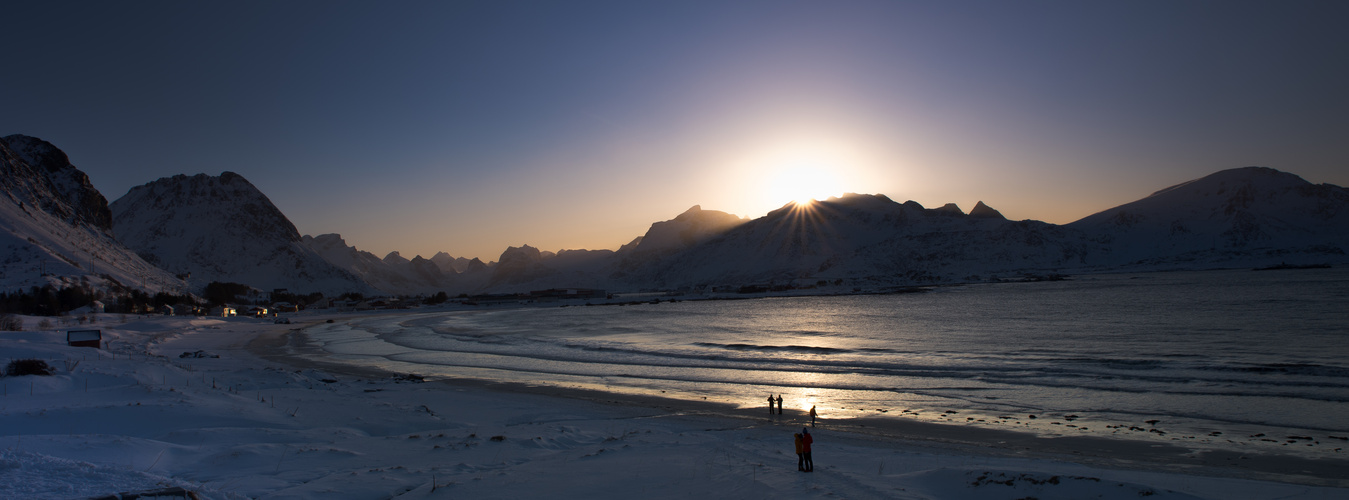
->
[304,268,1349,456]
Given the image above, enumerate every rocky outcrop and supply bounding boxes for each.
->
[1,135,112,229]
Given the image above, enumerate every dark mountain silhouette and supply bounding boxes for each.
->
[110,172,372,294]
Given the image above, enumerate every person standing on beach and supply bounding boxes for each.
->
[801,428,814,472]
[776,394,783,415]
[768,394,776,414]
[793,432,805,471]
[809,405,817,426]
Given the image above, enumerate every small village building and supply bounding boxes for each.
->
[248,306,269,318]
[172,304,196,316]
[159,305,175,316]
[67,329,101,349]
[211,306,237,317]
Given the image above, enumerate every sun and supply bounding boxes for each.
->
[724,134,875,215]
[766,162,844,206]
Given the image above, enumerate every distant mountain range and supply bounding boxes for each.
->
[3,134,1346,299]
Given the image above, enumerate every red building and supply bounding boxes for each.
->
[67,329,101,349]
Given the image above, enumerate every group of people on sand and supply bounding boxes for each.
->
[768,394,819,472]
[767,394,818,426]
[768,394,783,414]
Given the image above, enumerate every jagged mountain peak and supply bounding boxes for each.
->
[429,251,477,273]
[500,244,543,262]
[116,172,301,242]
[934,203,964,215]
[970,201,1006,219]
[384,251,410,265]
[306,233,348,247]
[1,134,112,229]
[111,172,370,294]
[627,205,747,257]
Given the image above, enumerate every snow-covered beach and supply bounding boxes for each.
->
[3,312,1347,499]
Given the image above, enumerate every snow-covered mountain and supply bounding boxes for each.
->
[301,234,424,294]
[110,173,372,295]
[614,195,1091,289]
[300,235,498,294]
[0,135,186,294]
[477,245,614,291]
[14,135,1345,299]
[1068,167,1349,269]
[624,205,747,257]
[474,167,1349,294]
[429,252,478,273]
[383,250,453,293]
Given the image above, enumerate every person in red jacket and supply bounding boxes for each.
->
[800,427,814,472]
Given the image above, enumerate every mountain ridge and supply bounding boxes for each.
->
[6,135,1346,299]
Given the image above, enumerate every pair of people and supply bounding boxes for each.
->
[793,428,814,472]
[767,394,783,414]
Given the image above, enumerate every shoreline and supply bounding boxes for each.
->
[256,320,1349,488]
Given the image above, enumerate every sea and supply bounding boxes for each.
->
[302,268,1349,457]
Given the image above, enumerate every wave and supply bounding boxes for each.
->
[356,330,1349,399]
[1211,363,1349,378]
[693,342,853,354]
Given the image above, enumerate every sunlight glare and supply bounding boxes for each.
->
[719,132,885,217]
[767,160,844,206]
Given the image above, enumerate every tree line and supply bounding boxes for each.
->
[0,284,198,316]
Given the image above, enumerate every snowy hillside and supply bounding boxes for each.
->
[109,173,372,295]
[480,168,1349,294]
[429,251,477,273]
[625,205,747,257]
[301,235,504,295]
[1068,167,1349,269]
[302,234,453,294]
[621,195,1092,289]
[0,135,186,294]
[477,245,614,291]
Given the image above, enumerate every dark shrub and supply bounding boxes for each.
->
[5,359,55,376]
[0,313,21,331]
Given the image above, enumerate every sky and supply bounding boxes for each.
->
[4,1,1347,261]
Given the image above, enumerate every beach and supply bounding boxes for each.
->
[2,313,1347,499]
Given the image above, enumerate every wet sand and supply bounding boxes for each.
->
[250,319,1349,489]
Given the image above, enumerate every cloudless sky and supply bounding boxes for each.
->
[4,0,1347,261]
